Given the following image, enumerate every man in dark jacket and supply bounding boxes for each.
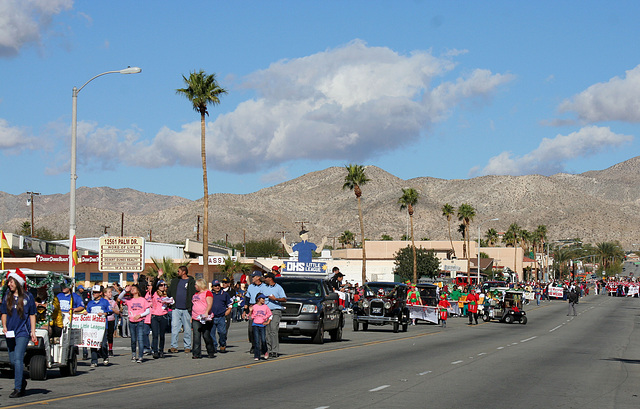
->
[567,289,579,316]
[166,266,196,353]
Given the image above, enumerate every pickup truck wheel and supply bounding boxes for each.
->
[393,321,400,333]
[330,321,343,342]
[29,354,47,381]
[352,319,359,331]
[312,321,324,344]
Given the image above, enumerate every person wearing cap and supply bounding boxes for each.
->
[281,230,327,264]
[243,271,266,352]
[250,293,272,360]
[220,277,236,333]
[57,281,85,314]
[1,269,36,398]
[328,271,345,292]
[272,265,282,277]
[165,266,196,354]
[85,285,112,367]
[262,272,287,358]
[210,279,232,353]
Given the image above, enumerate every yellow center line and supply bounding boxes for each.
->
[6,331,441,408]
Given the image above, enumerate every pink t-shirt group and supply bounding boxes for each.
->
[122,297,150,323]
[191,290,213,320]
[151,293,171,316]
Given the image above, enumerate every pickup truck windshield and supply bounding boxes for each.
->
[278,281,323,298]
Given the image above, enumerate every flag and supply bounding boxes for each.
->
[72,235,79,267]
[1,230,15,270]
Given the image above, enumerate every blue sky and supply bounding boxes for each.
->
[2,1,639,200]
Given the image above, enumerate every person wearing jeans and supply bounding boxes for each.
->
[210,280,231,353]
[118,284,150,363]
[165,266,196,353]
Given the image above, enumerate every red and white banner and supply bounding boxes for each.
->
[548,287,564,298]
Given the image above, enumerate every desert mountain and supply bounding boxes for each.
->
[2,157,639,248]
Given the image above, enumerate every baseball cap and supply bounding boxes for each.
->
[256,293,266,300]
[212,280,221,286]
[92,285,102,293]
[221,277,230,283]
[77,285,84,290]
[272,265,280,271]
[251,271,263,277]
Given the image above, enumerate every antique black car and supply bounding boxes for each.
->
[353,282,410,333]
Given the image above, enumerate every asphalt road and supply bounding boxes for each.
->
[2,294,639,408]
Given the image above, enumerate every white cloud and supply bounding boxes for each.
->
[0,0,73,57]
[0,119,35,150]
[477,126,633,176]
[137,40,513,173]
[559,64,640,123]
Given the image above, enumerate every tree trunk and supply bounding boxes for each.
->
[201,112,209,277]
[358,195,366,285]
[410,212,416,284]
[447,219,456,259]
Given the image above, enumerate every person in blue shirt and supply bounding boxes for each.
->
[210,280,232,353]
[0,269,36,398]
[85,285,112,367]
[262,272,287,358]
[57,282,85,314]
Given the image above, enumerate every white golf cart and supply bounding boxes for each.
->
[0,269,81,380]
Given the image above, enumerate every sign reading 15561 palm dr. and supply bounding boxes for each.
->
[99,236,145,272]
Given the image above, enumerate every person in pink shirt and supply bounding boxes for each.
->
[105,287,120,357]
[251,293,272,361]
[118,284,150,363]
[191,279,215,359]
[150,279,172,358]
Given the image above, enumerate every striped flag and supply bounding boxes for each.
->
[72,235,79,267]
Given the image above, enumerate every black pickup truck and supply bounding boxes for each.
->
[275,276,344,344]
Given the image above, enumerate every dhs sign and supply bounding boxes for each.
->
[282,261,327,275]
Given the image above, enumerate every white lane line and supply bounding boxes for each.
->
[315,407,330,409]
[369,385,390,392]
[521,336,537,343]
[511,342,519,345]
[478,352,487,356]
[418,371,432,376]
[451,360,463,365]
[550,325,562,332]
[497,346,504,350]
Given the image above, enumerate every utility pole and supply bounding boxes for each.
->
[194,215,202,241]
[26,191,40,237]
[243,229,246,257]
[294,220,310,232]
[102,225,110,236]
[225,233,228,247]
[149,229,152,242]
[121,212,124,236]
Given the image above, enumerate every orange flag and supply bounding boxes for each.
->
[72,235,79,267]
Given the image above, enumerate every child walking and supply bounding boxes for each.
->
[118,284,150,363]
[438,294,451,328]
[250,293,272,361]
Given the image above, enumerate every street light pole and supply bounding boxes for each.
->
[69,67,142,279]
[477,218,499,284]
[26,191,40,237]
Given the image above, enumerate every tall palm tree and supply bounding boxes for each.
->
[176,70,227,277]
[458,223,467,258]
[442,203,457,258]
[485,228,499,247]
[457,203,476,282]
[535,225,547,279]
[596,241,624,270]
[343,164,370,285]
[504,223,521,279]
[399,188,420,283]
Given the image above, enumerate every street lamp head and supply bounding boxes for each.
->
[119,67,142,74]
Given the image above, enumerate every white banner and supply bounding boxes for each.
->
[408,305,441,324]
[627,285,639,297]
[71,314,106,348]
[524,291,535,300]
[549,287,564,298]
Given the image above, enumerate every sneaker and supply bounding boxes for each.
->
[159,351,165,358]
[103,359,109,365]
[136,358,143,364]
[254,358,259,361]
[168,348,178,353]
[90,363,98,368]
[108,350,114,357]
[219,346,226,353]
[9,389,25,398]
[184,349,191,353]
[264,352,269,360]
[153,352,159,359]
[131,355,137,362]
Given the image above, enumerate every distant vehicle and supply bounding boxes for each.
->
[353,282,410,333]
[0,269,80,380]
[275,276,344,344]
[482,281,508,293]
[482,289,527,324]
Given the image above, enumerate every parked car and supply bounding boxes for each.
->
[0,269,80,380]
[275,276,344,344]
[353,282,410,333]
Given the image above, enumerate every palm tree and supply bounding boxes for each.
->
[176,70,227,277]
[485,228,499,247]
[339,230,355,248]
[220,257,244,280]
[504,223,521,279]
[343,164,370,285]
[596,242,624,270]
[458,223,467,258]
[457,203,476,282]
[147,257,189,281]
[399,188,420,283]
[442,204,457,258]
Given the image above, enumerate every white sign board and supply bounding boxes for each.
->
[99,236,145,272]
[71,313,106,348]
[549,287,564,298]
[198,255,238,265]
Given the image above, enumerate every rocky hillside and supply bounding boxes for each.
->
[2,156,639,248]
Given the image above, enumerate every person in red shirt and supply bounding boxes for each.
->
[466,287,479,325]
[438,295,450,328]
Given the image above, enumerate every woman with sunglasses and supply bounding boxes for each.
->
[150,270,173,358]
